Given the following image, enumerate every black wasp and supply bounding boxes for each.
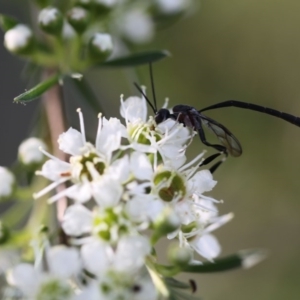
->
[134,64,300,173]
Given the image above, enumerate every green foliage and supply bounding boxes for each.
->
[0,14,18,32]
[14,73,61,103]
[100,50,171,67]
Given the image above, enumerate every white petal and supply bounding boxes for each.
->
[92,178,122,207]
[114,236,150,272]
[174,201,195,225]
[39,159,70,181]
[0,167,15,197]
[47,246,81,278]
[81,241,111,276]
[132,274,157,300]
[130,152,153,180]
[189,170,217,194]
[65,183,92,203]
[126,195,164,223]
[18,137,47,165]
[74,281,102,300]
[6,263,40,296]
[190,233,221,260]
[62,204,93,236]
[120,9,154,43]
[58,128,84,156]
[120,96,147,123]
[108,156,130,183]
[156,0,190,14]
[98,132,122,159]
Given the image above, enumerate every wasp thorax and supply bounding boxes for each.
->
[70,151,106,182]
[153,170,186,202]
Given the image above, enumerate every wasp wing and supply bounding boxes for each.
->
[199,113,242,157]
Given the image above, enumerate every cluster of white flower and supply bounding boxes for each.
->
[6,93,233,300]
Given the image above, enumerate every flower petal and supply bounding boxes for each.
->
[92,178,123,207]
[58,127,84,156]
[81,241,111,276]
[47,246,81,278]
[130,152,153,180]
[189,170,217,194]
[114,236,150,273]
[190,233,221,261]
[65,183,92,203]
[6,263,40,296]
[62,204,93,236]
[38,159,70,181]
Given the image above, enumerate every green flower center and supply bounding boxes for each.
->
[79,152,106,181]
[93,207,129,242]
[36,279,72,300]
[153,170,186,202]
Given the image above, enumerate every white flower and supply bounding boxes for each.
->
[18,137,47,165]
[76,269,157,300]
[81,236,150,276]
[76,236,155,300]
[90,33,113,53]
[121,94,191,168]
[156,0,191,14]
[34,109,128,204]
[4,24,32,53]
[68,7,87,21]
[0,167,15,198]
[38,7,61,26]
[62,203,137,247]
[7,246,81,299]
[96,0,119,7]
[119,9,154,43]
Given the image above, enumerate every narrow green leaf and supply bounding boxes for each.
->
[155,250,266,275]
[100,50,171,67]
[164,278,191,290]
[0,14,18,32]
[14,74,60,103]
[181,249,267,273]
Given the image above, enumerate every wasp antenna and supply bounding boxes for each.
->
[149,63,157,111]
[133,82,157,114]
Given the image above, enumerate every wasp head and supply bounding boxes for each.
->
[155,108,171,124]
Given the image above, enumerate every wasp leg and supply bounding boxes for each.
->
[209,156,227,174]
[199,152,227,174]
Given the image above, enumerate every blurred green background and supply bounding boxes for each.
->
[1,0,300,299]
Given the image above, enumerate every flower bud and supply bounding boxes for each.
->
[18,137,47,166]
[38,7,64,35]
[154,207,181,235]
[168,244,192,267]
[67,7,89,34]
[155,0,190,15]
[88,33,113,61]
[151,207,181,244]
[0,167,15,200]
[4,24,33,55]
[95,0,118,8]
[119,9,154,44]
